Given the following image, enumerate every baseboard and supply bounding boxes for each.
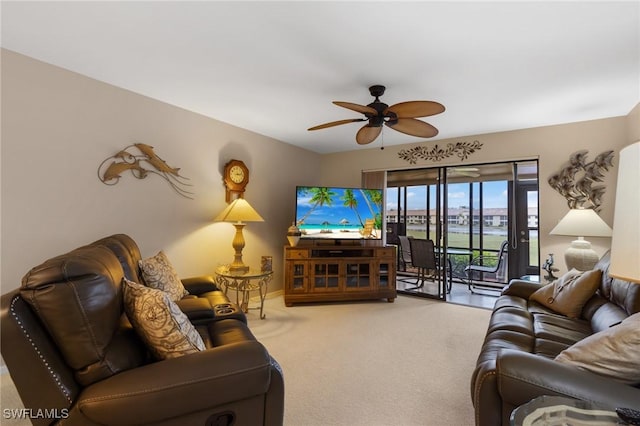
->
[248,289,283,302]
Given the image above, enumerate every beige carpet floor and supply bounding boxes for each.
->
[1,294,491,426]
[245,294,491,426]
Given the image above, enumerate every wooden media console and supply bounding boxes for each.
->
[284,244,397,306]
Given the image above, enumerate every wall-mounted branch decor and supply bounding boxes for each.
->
[98,143,193,199]
[548,150,614,212]
[397,140,483,164]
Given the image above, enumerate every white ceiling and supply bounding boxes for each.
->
[2,1,639,154]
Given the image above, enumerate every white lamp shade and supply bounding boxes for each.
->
[550,208,612,271]
[214,198,264,223]
[610,141,640,283]
[550,208,612,237]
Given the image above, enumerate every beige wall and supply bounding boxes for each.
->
[1,49,321,295]
[319,108,639,274]
[2,48,638,290]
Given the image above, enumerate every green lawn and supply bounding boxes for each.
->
[405,228,539,266]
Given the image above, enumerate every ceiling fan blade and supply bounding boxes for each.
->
[356,125,382,145]
[386,101,445,118]
[333,101,378,115]
[308,118,366,131]
[385,118,439,138]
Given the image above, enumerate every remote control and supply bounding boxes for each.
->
[616,407,640,425]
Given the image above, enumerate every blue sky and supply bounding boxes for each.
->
[386,181,537,210]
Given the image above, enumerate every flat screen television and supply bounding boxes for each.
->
[295,186,383,240]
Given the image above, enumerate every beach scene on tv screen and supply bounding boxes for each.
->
[296,187,383,239]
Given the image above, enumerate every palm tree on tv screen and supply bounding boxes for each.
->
[360,189,383,229]
[342,189,364,227]
[296,187,336,225]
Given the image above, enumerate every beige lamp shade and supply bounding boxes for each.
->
[215,198,264,273]
[215,198,264,223]
[610,141,640,283]
[550,208,612,271]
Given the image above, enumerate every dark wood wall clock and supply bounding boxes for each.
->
[223,159,249,202]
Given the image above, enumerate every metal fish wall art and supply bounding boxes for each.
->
[548,150,614,212]
[98,143,193,199]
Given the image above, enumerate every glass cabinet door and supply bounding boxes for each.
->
[378,261,392,289]
[345,262,371,291]
[312,262,341,292]
[288,261,308,293]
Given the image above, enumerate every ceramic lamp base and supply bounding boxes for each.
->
[564,238,599,271]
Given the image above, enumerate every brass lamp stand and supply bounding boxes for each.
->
[215,198,264,273]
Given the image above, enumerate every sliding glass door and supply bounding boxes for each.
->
[386,160,539,301]
[512,164,540,277]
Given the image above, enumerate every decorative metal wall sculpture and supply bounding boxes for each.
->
[397,140,483,164]
[98,143,193,199]
[548,150,614,211]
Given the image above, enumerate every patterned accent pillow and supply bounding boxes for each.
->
[123,278,205,360]
[139,251,189,302]
[529,269,601,318]
[555,312,640,384]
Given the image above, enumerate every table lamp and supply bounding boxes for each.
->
[610,141,640,284]
[215,197,264,273]
[550,208,612,271]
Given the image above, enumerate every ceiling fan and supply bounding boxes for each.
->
[308,85,445,145]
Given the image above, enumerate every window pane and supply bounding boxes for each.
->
[447,183,469,249]
[528,190,539,267]
[482,181,508,251]
[406,185,427,239]
[471,182,481,248]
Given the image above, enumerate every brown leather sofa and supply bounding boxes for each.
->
[471,251,640,425]
[1,234,284,426]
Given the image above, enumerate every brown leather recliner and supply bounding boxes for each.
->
[1,234,284,426]
[471,251,640,425]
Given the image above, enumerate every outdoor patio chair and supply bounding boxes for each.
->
[406,238,440,291]
[397,235,413,271]
[464,240,509,294]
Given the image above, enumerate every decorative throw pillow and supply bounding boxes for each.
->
[529,269,601,318]
[555,312,640,384]
[123,278,205,360]
[139,251,188,302]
